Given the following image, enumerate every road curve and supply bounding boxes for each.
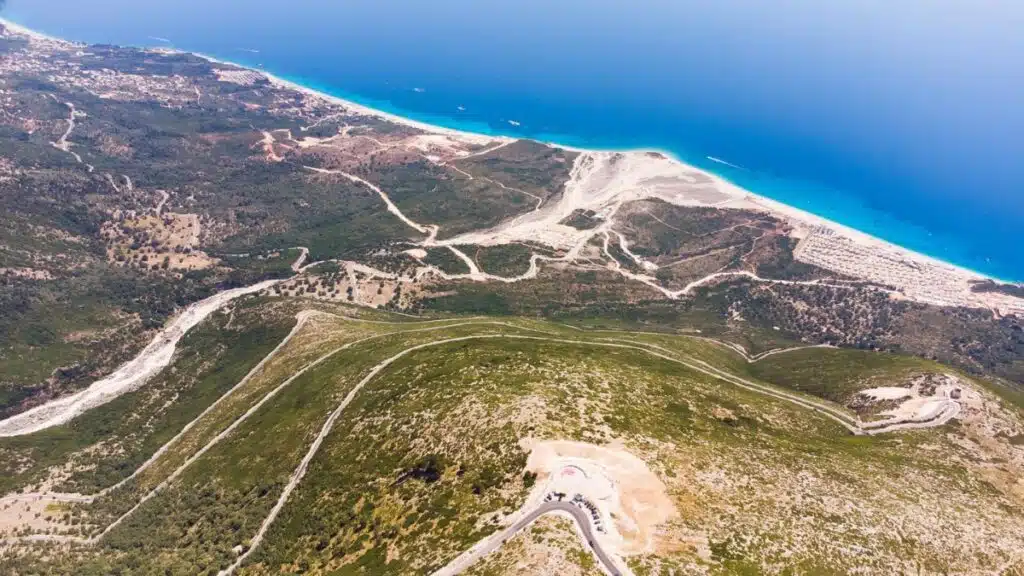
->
[434,501,623,576]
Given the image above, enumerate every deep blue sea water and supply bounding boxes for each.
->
[4,0,1022,280]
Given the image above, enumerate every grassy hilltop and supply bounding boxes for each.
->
[2,299,1022,575]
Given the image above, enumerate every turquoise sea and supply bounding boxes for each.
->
[4,0,1022,280]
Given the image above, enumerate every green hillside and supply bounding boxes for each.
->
[3,306,1022,575]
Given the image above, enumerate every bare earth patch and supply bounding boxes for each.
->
[523,439,677,558]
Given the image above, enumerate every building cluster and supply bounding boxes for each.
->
[70,68,198,104]
[1,46,199,108]
[795,227,1024,316]
[214,69,265,86]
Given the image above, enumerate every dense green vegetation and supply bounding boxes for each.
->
[421,268,661,319]
[0,75,291,410]
[359,161,535,241]
[747,347,937,404]
[0,264,226,416]
[474,244,535,277]
[420,268,799,353]
[213,169,415,262]
[754,236,834,281]
[421,255,1024,391]
[218,248,303,281]
[0,299,293,495]
[2,314,1019,575]
[454,140,578,203]
[617,200,769,259]
[423,247,470,275]
[559,209,603,230]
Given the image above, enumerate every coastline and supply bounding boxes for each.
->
[254,72,999,285]
[0,16,1014,286]
[224,65,1008,286]
[195,49,502,147]
[0,16,64,43]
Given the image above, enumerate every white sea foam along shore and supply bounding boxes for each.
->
[5,15,1019,312]
[251,59,1021,309]
[0,280,280,438]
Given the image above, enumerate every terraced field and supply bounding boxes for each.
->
[1,305,1023,575]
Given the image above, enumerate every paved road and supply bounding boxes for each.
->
[438,501,623,576]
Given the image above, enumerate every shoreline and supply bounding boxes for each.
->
[195,49,503,147]
[0,16,64,43]
[199,56,1013,286]
[0,17,1016,286]
[255,73,1002,285]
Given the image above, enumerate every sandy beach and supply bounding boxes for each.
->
[0,16,992,280]
[255,67,1002,287]
[1,16,1020,315]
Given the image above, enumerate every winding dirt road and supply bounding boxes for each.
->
[301,154,899,304]
[1,320,961,557]
[214,331,960,574]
